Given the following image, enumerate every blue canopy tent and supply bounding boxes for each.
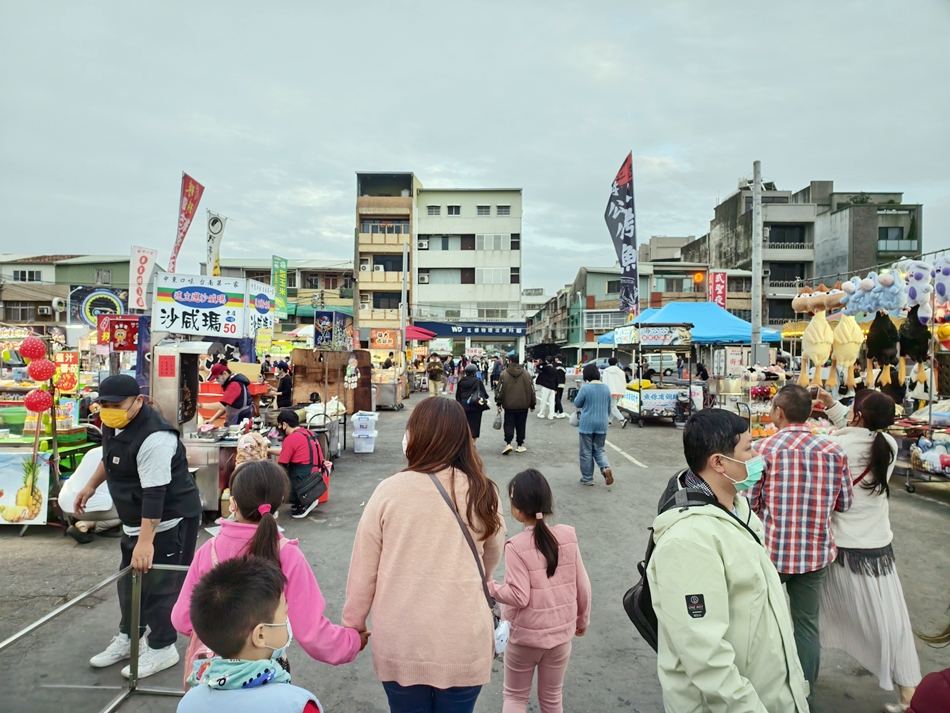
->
[642,302,782,344]
[597,308,660,344]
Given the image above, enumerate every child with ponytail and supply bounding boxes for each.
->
[172,461,368,687]
[488,468,591,713]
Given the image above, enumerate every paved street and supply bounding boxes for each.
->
[2,392,949,713]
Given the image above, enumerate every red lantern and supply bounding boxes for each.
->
[19,335,47,360]
[24,389,54,414]
[27,358,56,382]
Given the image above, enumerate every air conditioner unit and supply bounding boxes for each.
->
[38,306,52,316]
[417,240,429,250]
[374,265,385,272]
[359,303,369,310]
[418,274,430,284]
[359,264,370,272]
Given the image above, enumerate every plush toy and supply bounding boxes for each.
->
[840,276,863,316]
[876,269,908,314]
[791,288,813,314]
[934,256,950,306]
[866,312,900,387]
[900,305,932,385]
[828,314,863,389]
[859,272,881,314]
[905,260,934,323]
[798,310,834,387]
[822,282,846,312]
[908,362,933,401]
[807,284,831,313]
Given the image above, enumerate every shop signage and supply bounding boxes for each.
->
[0,452,50,526]
[638,325,691,347]
[413,321,527,338]
[726,347,746,375]
[54,351,80,393]
[255,326,273,358]
[620,385,704,418]
[0,326,32,354]
[430,338,453,353]
[708,271,727,308]
[272,256,289,320]
[369,328,401,350]
[465,348,484,358]
[71,286,128,328]
[614,326,638,345]
[245,279,276,336]
[129,246,158,311]
[152,274,247,338]
[108,318,139,352]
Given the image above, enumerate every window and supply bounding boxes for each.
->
[341,274,353,289]
[728,309,752,321]
[305,274,321,289]
[584,311,626,330]
[511,233,521,250]
[767,299,797,321]
[510,267,520,284]
[94,268,112,285]
[477,205,490,216]
[475,234,512,250]
[245,270,271,284]
[373,256,404,272]
[606,280,620,295]
[373,292,401,310]
[727,277,752,292]
[461,235,475,250]
[497,205,510,216]
[767,225,806,245]
[476,267,509,284]
[361,219,409,234]
[745,195,789,212]
[768,262,805,283]
[324,273,339,289]
[877,227,916,253]
[287,271,297,288]
[448,205,461,216]
[461,268,475,284]
[6,301,35,321]
[478,303,511,319]
[427,205,440,216]
[12,270,41,282]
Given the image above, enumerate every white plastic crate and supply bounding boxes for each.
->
[353,430,379,454]
[350,411,380,433]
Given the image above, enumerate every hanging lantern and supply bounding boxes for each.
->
[23,389,54,414]
[19,335,47,360]
[27,358,56,382]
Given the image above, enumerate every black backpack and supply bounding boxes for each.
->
[622,471,760,651]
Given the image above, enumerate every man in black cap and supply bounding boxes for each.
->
[73,374,201,679]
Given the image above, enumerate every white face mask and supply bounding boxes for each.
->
[402,430,409,456]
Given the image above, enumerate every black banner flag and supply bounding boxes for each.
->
[604,153,639,315]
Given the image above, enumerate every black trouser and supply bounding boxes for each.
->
[554,386,564,414]
[503,409,529,446]
[118,516,199,649]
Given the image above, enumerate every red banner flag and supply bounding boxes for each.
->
[708,271,728,308]
[167,173,205,273]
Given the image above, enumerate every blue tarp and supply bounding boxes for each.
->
[641,302,783,344]
[597,309,660,344]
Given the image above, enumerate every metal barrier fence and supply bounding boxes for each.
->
[0,564,190,713]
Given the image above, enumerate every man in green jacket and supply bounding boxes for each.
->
[495,356,536,455]
[647,409,810,712]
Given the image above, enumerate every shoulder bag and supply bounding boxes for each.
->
[428,474,509,657]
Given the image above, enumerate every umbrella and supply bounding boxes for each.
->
[406,325,436,341]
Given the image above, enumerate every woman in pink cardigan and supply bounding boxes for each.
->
[172,461,367,682]
[343,397,506,713]
[488,468,591,713]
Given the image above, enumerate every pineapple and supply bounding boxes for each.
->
[0,505,29,523]
[17,458,43,520]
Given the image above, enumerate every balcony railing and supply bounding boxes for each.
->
[767,317,792,326]
[764,241,814,250]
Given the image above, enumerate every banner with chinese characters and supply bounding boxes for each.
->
[71,286,128,328]
[255,327,273,358]
[168,173,204,273]
[130,246,158,310]
[206,212,227,277]
[54,350,80,393]
[108,317,139,352]
[604,152,639,315]
[272,256,288,320]
[614,325,638,345]
[245,279,276,337]
[96,314,112,345]
[369,328,401,350]
[152,274,247,338]
[708,271,727,309]
[638,325,692,348]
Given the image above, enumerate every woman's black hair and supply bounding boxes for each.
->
[582,363,600,382]
[508,469,558,578]
[852,390,896,497]
[229,460,290,564]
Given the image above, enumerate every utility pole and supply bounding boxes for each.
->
[399,241,409,369]
[751,160,767,366]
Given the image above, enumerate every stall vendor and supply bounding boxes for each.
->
[74,374,201,679]
[268,361,293,409]
[207,362,253,425]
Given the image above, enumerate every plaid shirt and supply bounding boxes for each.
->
[749,425,853,574]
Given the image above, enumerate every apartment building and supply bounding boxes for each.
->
[681,179,923,326]
[638,235,696,263]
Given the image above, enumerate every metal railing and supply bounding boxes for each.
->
[0,564,189,713]
[764,241,814,250]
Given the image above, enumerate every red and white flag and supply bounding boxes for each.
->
[167,173,204,273]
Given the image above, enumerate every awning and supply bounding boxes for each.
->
[406,325,436,341]
[295,304,354,319]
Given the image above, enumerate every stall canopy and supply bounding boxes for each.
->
[406,325,436,341]
[596,309,661,344]
[642,302,782,344]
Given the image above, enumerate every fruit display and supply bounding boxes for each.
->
[18,458,43,519]
[0,505,29,523]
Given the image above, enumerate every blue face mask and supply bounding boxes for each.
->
[720,454,765,491]
[262,619,293,661]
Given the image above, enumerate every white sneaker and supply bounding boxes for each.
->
[515,446,527,453]
[90,633,143,668]
[547,416,554,420]
[502,444,513,455]
[555,413,567,419]
[121,643,180,679]
[537,413,545,418]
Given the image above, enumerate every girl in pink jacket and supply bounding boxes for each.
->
[172,461,367,684]
[488,468,592,713]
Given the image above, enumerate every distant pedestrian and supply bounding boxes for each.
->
[343,397,506,713]
[751,384,853,689]
[456,364,490,443]
[496,356,537,455]
[553,354,567,419]
[489,469,591,713]
[573,363,613,486]
[535,356,558,420]
[491,357,503,391]
[601,357,628,427]
[425,356,444,397]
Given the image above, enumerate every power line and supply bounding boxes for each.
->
[803,246,944,286]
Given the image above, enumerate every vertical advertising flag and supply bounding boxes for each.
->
[167,173,205,273]
[206,212,227,277]
[708,271,728,308]
[130,246,158,311]
[604,153,639,315]
[272,256,289,320]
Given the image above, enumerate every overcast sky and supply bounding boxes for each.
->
[2,1,948,295]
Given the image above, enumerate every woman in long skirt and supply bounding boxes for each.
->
[814,388,921,712]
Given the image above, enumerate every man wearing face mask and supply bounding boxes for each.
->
[73,374,201,679]
[750,384,853,695]
[647,409,810,712]
[274,409,327,519]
